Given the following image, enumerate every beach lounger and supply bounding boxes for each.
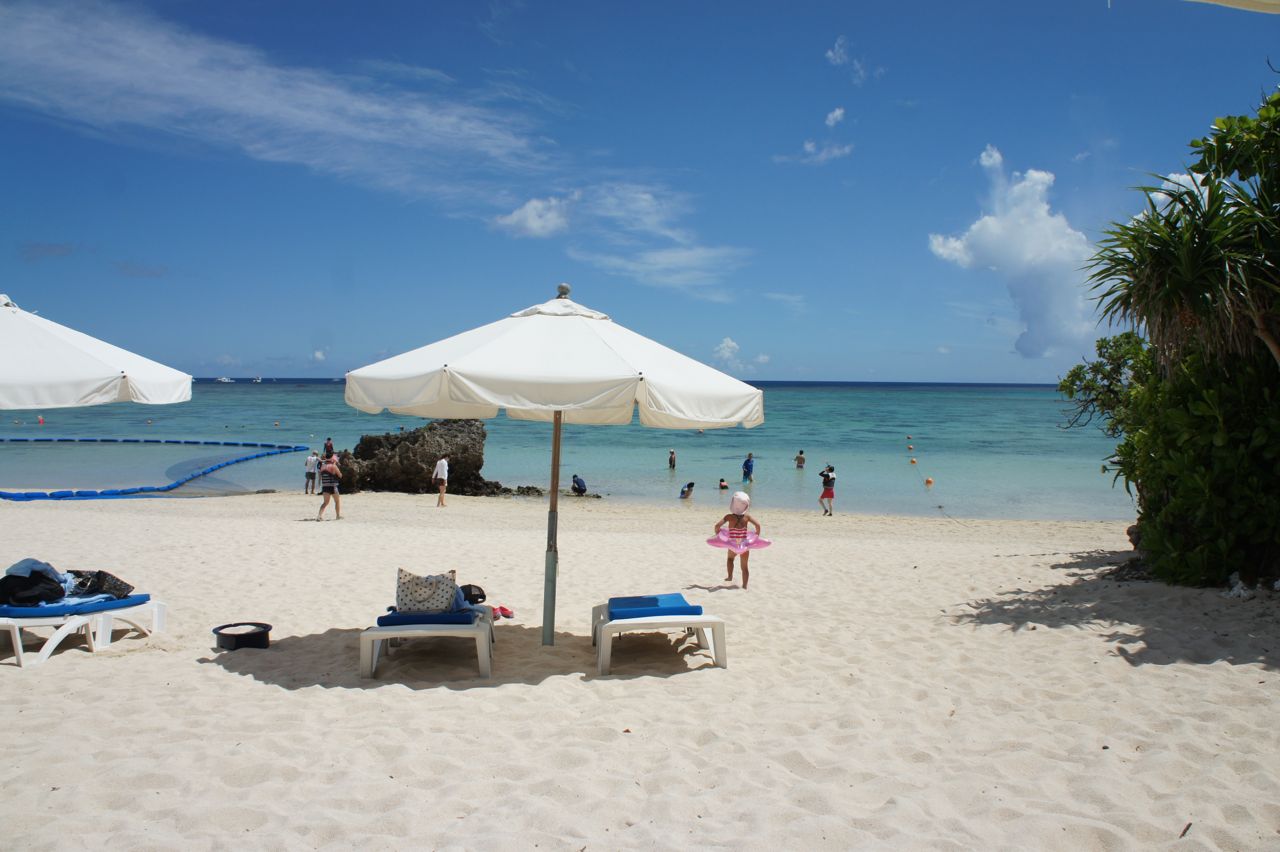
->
[590,593,726,675]
[0,594,165,668]
[359,607,495,678]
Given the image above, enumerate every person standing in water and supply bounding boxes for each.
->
[795,450,806,469]
[741,452,754,483]
[818,465,836,516]
[668,449,676,470]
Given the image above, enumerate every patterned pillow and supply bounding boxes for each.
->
[396,568,459,613]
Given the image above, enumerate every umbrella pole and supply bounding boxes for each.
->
[542,410,563,646]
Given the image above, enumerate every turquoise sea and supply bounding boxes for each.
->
[0,380,1135,521]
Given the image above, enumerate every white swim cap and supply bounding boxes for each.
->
[730,491,750,515]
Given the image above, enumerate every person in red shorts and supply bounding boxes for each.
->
[818,465,836,516]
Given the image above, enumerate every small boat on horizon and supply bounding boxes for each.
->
[251,376,262,383]
[215,377,235,383]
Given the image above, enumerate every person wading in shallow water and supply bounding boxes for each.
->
[818,465,836,516]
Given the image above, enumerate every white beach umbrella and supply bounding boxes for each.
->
[345,284,764,644]
[1188,0,1280,11]
[0,294,192,409]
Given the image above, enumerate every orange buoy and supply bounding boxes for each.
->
[924,477,934,487]
[910,458,917,465]
[907,444,914,450]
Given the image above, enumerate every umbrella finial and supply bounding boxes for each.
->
[556,282,571,299]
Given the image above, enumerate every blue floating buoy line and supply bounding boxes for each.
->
[0,437,310,501]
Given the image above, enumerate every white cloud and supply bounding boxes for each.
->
[825,36,849,66]
[936,345,951,355]
[825,107,845,128]
[494,194,573,237]
[715,337,740,362]
[712,337,767,373]
[928,145,1094,358]
[824,36,880,85]
[774,140,854,166]
[312,349,327,362]
[580,183,692,244]
[0,2,756,308]
[763,292,806,315]
[0,1,546,202]
[567,244,749,298]
[851,58,868,86]
[360,60,455,85]
[1154,171,1208,205]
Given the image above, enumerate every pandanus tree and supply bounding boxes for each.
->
[1089,88,1280,372]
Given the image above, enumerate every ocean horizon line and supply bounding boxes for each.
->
[193,377,1061,390]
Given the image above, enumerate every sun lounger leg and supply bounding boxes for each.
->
[475,629,492,677]
[598,630,614,675]
[711,622,727,668]
[590,604,606,647]
[360,635,381,678]
[26,616,93,667]
[91,601,165,649]
[4,622,24,668]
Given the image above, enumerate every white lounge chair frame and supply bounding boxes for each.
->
[590,605,727,675]
[92,600,167,649]
[1,599,166,668]
[360,609,494,678]
[2,614,96,668]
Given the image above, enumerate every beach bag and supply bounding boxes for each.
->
[68,569,135,599]
[0,573,65,607]
[396,568,459,612]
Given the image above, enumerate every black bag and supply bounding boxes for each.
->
[0,573,66,606]
[69,570,135,599]
[461,584,486,605]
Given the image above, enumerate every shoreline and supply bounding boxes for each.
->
[4,493,1275,847]
[136,486,1142,526]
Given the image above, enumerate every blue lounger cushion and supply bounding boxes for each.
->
[376,608,478,627]
[608,593,703,621]
[0,593,151,619]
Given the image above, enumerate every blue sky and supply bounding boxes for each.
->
[2,0,1277,382]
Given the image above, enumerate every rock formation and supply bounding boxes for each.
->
[336,420,542,497]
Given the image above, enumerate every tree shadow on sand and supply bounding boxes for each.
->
[951,549,1280,670]
[198,622,725,690]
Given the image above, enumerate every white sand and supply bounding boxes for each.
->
[3,492,1278,849]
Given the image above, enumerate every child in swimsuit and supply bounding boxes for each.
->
[714,491,762,589]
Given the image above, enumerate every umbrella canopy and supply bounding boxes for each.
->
[1189,0,1280,11]
[345,292,764,428]
[346,285,764,644]
[0,294,192,409]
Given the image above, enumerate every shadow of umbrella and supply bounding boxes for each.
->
[199,622,725,688]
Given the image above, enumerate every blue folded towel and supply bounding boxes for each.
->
[608,593,703,621]
[376,609,478,627]
[0,593,151,619]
